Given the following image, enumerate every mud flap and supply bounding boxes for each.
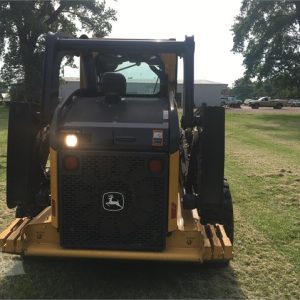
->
[197,106,225,205]
[6,102,45,215]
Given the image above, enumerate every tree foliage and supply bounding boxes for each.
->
[0,1,117,102]
[232,0,300,92]
[231,77,255,100]
[232,76,300,101]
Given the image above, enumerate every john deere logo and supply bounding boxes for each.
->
[102,192,124,211]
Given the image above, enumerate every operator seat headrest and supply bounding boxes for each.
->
[102,72,126,104]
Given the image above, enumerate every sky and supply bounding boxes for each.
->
[0,0,245,87]
[106,0,245,86]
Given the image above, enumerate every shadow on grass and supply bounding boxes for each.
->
[255,114,300,123]
[0,256,245,299]
[229,114,300,145]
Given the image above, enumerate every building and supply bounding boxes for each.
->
[59,77,80,100]
[59,78,227,107]
[177,79,228,107]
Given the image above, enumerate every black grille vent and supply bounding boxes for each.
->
[59,151,168,251]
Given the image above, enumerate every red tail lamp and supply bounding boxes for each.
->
[148,159,163,173]
[63,155,79,171]
[51,198,56,217]
[171,202,177,219]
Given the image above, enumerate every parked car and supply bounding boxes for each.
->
[243,99,253,106]
[288,99,300,107]
[0,93,10,105]
[220,96,242,108]
[249,96,288,109]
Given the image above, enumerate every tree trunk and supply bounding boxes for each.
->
[10,1,41,103]
[18,36,41,103]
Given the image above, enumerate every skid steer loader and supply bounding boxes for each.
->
[0,34,233,263]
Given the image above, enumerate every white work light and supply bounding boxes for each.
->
[65,134,78,148]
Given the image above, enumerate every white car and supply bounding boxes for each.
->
[288,99,300,107]
[243,99,253,105]
[0,93,10,105]
[220,97,242,108]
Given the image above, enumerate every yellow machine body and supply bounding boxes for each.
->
[1,149,233,262]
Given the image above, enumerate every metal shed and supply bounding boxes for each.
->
[59,78,227,107]
[177,79,228,107]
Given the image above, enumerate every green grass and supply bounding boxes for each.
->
[0,106,299,299]
[0,106,11,231]
[0,106,7,182]
[225,112,300,271]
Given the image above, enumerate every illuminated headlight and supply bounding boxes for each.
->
[65,134,78,148]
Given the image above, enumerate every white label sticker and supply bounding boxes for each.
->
[152,129,164,146]
[163,110,169,120]
[153,131,163,139]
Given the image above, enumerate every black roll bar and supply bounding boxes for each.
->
[41,33,195,127]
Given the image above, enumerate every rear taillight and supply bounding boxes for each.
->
[148,159,163,173]
[63,155,79,171]
[51,198,56,217]
[171,203,177,219]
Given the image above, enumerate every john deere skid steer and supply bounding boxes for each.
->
[0,34,233,263]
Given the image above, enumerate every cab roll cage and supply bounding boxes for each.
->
[41,33,196,128]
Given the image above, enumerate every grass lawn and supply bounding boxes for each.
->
[0,106,11,231]
[225,110,300,298]
[0,105,299,298]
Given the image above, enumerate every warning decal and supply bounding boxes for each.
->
[152,129,164,146]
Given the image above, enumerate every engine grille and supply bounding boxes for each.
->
[59,151,168,251]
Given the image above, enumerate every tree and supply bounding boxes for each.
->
[232,76,300,100]
[0,1,117,102]
[232,0,300,93]
[0,81,8,93]
[231,77,255,100]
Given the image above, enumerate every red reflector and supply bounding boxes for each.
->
[148,159,163,173]
[63,156,79,171]
[51,198,56,217]
[171,203,177,219]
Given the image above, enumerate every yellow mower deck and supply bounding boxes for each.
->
[0,201,233,263]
